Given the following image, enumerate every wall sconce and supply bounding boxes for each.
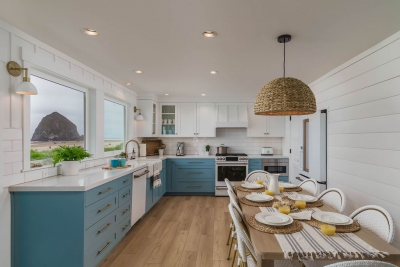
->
[134,106,144,121]
[7,61,38,95]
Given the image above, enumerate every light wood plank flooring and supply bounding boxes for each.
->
[99,196,236,267]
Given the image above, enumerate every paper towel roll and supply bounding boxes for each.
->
[140,144,147,157]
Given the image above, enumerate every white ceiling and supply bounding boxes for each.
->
[1,0,400,97]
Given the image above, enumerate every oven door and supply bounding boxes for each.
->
[215,162,248,187]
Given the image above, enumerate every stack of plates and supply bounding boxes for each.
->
[245,194,273,203]
[312,212,353,225]
[288,194,317,203]
[255,212,293,226]
[279,182,297,189]
[241,183,263,189]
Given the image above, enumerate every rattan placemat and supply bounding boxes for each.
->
[239,197,276,207]
[281,196,324,208]
[283,187,302,192]
[237,185,265,192]
[304,218,361,233]
[247,216,303,234]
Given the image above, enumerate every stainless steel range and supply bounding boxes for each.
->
[215,153,248,196]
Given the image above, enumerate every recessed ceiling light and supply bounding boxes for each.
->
[201,94,206,96]
[135,70,143,74]
[202,31,216,38]
[125,82,132,86]
[210,71,218,74]
[82,28,99,36]
[165,93,169,96]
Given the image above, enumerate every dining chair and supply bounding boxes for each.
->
[325,260,397,267]
[298,179,318,196]
[227,188,245,266]
[316,188,346,213]
[350,205,395,244]
[245,170,270,185]
[225,178,236,195]
[228,203,301,267]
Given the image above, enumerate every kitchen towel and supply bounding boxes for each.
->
[153,173,161,188]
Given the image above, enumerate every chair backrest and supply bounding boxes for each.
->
[317,188,346,213]
[350,205,394,244]
[228,203,256,264]
[224,178,235,194]
[299,179,318,196]
[245,170,270,185]
[227,188,244,220]
[326,260,397,267]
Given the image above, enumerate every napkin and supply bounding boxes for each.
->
[288,211,312,220]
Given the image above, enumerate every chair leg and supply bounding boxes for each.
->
[230,247,237,267]
[227,237,234,259]
[226,226,232,245]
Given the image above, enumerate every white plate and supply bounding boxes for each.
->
[255,212,293,226]
[245,194,273,202]
[279,182,297,189]
[312,212,353,225]
[288,194,317,203]
[241,183,263,189]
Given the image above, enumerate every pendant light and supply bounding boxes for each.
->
[254,35,316,115]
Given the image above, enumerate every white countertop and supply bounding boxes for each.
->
[139,154,289,160]
[8,162,148,192]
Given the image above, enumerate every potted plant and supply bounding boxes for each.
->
[52,146,91,176]
[205,145,211,156]
[158,144,166,157]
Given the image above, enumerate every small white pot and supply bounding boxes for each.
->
[62,161,80,176]
[205,151,210,156]
[158,149,164,157]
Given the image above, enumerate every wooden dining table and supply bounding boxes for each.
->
[234,182,400,267]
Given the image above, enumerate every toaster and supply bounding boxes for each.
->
[261,147,273,156]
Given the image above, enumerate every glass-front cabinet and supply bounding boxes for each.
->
[160,103,177,136]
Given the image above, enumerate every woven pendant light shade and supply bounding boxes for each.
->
[254,77,316,115]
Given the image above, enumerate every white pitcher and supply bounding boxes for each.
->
[268,173,281,195]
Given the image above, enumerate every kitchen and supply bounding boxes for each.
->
[1,1,400,267]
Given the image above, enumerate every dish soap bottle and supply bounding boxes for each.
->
[131,148,136,160]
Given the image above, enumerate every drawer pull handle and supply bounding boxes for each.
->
[296,176,304,182]
[122,224,130,231]
[98,187,113,195]
[97,242,112,255]
[134,170,150,178]
[122,208,130,214]
[97,223,112,234]
[98,204,112,213]
[188,162,203,164]
[188,172,203,174]
[187,185,202,187]
[123,192,130,198]
[123,178,130,184]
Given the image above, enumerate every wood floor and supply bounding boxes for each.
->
[99,196,236,267]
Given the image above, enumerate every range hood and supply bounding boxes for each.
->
[215,103,248,128]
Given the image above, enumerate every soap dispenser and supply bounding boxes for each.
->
[131,148,136,159]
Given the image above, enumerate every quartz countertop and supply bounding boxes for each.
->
[8,161,148,192]
[138,154,289,160]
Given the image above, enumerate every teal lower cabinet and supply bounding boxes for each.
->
[11,174,133,267]
[166,159,215,195]
[279,176,289,182]
[145,163,167,213]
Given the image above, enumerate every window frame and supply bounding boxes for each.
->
[103,95,127,157]
[24,69,90,170]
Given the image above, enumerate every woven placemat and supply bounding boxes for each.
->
[237,185,265,193]
[247,215,303,234]
[304,218,361,233]
[239,197,276,207]
[283,187,302,192]
[281,196,324,208]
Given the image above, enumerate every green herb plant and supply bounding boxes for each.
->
[205,145,211,152]
[158,144,166,150]
[52,146,91,167]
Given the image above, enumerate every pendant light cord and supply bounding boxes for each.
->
[283,42,286,78]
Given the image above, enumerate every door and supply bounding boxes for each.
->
[197,103,215,137]
[177,103,197,137]
[267,116,285,137]
[246,103,267,137]
[131,171,146,225]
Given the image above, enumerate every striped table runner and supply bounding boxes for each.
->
[258,193,389,261]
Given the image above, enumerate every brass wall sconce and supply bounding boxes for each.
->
[134,106,143,121]
[7,61,38,95]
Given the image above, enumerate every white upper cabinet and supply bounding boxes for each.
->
[136,100,157,137]
[246,103,285,137]
[160,103,177,136]
[215,103,248,127]
[196,103,215,137]
[177,103,197,137]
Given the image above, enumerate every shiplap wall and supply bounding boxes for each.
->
[308,31,400,249]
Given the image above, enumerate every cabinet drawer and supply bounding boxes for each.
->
[171,159,215,166]
[172,180,215,192]
[84,209,117,252]
[117,199,132,222]
[116,216,131,242]
[118,185,132,205]
[279,176,289,182]
[173,166,214,180]
[85,179,119,207]
[119,174,132,189]
[85,192,118,229]
[249,159,262,165]
[85,230,117,267]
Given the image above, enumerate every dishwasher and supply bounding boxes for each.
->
[131,167,149,226]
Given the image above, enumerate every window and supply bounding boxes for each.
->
[104,99,126,152]
[30,75,86,164]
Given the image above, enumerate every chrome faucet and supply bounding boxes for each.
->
[125,139,140,159]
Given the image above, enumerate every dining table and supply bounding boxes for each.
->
[234,182,400,267]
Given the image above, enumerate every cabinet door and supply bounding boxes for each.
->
[267,116,285,137]
[246,103,267,137]
[145,177,153,213]
[160,103,177,136]
[177,103,197,137]
[197,103,215,137]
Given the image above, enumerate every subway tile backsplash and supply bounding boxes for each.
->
[144,128,282,155]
